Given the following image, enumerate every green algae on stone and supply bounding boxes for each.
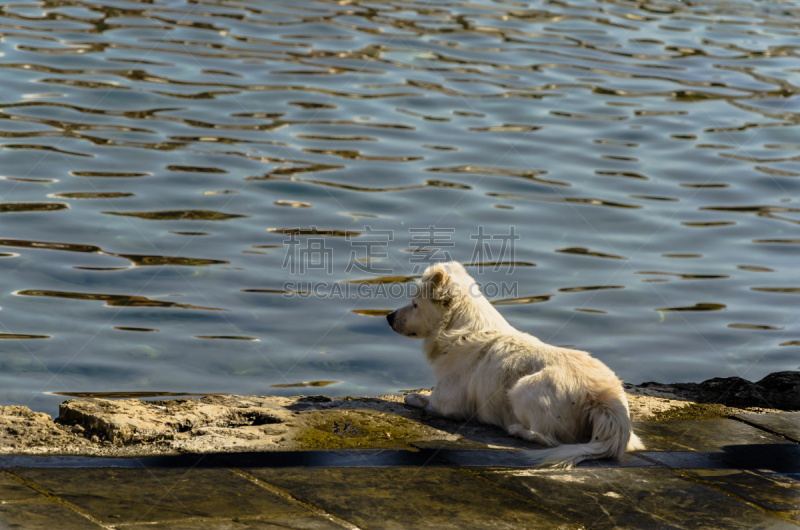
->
[650,403,733,422]
[293,410,444,450]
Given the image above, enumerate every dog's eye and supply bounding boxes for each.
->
[412,302,418,309]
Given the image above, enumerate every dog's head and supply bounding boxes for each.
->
[386,262,464,338]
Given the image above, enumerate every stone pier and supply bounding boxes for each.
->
[0,373,798,528]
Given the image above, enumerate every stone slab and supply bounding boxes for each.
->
[0,471,45,502]
[433,449,653,468]
[0,451,438,470]
[639,444,800,473]
[248,467,576,529]
[0,500,103,529]
[686,469,800,512]
[0,453,212,470]
[478,467,792,530]
[121,515,346,529]
[13,467,308,524]
[736,413,800,443]
[219,449,440,469]
[634,419,791,452]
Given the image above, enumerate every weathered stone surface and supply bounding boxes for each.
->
[736,412,800,443]
[121,515,346,529]
[14,467,307,524]
[54,395,464,455]
[217,449,437,468]
[57,395,288,448]
[0,373,796,530]
[639,445,800,473]
[633,418,790,452]
[55,392,769,457]
[3,393,514,456]
[0,471,44,502]
[250,467,576,529]
[685,469,800,512]
[627,371,800,411]
[0,405,88,454]
[0,373,795,457]
[434,449,653,468]
[478,468,791,530]
[0,500,103,529]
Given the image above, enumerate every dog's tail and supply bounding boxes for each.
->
[527,388,643,469]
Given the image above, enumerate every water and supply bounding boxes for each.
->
[1,0,799,416]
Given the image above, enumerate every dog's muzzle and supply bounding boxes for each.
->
[386,310,397,328]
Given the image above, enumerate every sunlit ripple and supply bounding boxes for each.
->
[0,0,798,413]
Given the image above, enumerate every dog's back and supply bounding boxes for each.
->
[505,344,644,466]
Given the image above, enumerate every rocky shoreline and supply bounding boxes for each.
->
[625,370,800,410]
[1,371,797,458]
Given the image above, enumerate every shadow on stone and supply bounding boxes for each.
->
[641,444,800,473]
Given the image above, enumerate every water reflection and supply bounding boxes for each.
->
[556,247,627,260]
[50,392,224,399]
[16,290,225,310]
[105,210,248,221]
[492,295,553,306]
[0,203,68,212]
[0,0,798,413]
[51,192,134,199]
[729,324,784,331]
[656,303,727,312]
[0,333,50,339]
[0,239,227,268]
[270,381,339,388]
[350,309,392,317]
[196,335,260,341]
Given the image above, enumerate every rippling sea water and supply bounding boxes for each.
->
[1,0,799,415]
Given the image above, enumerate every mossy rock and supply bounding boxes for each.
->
[293,410,453,450]
[651,403,733,422]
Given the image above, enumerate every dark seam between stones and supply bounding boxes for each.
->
[223,464,360,530]
[730,416,800,445]
[456,467,581,527]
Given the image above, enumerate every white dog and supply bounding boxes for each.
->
[387,261,643,467]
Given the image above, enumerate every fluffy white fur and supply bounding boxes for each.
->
[386,261,644,467]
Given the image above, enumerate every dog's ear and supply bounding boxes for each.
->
[426,266,455,303]
[429,268,449,288]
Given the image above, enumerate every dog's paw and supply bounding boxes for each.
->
[508,424,555,446]
[507,424,530,438]
[404,393,429,409]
